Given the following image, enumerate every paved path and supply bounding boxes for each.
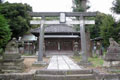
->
[47,55,82,70]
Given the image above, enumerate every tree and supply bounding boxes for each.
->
[72,0,89,12]
[73,0,84,12]
[112,0,120,14]
[89,12,120,47]
[115,20,120,43]
[100,14,115,46]
[0,15,12,49]
[112,0,120,45]
[89,12,104,39]
[0,2,32,38]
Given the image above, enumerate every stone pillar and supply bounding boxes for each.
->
[80,16,88,63]
[38,20,44,61]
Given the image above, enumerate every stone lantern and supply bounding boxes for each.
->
[73,42,79,56]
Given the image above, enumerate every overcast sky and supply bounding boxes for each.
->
[5,0,120,20]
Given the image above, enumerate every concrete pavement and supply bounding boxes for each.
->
[47,55,82,70]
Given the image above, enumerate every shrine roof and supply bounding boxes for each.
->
[31,24,79,33]
[21,34,37,42]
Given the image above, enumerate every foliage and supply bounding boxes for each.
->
[0,15,12,49]
[72,0,90,31]
[88,12,120,47]
[89,13,102,39]
[45,17,59,20]
[112,0,120,14]
[73,0,84,12]
[111,0,120,45]
[88,57,104,67]
[100,14,116,46]
[0,2,32,38]
[115,20,120,43]
[0,48,3,54]
[72,56,104,67]
[72,56,81,62]
[72,0,90,12]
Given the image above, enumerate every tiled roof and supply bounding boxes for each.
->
[21,34,37,41]
[31,24,78,33]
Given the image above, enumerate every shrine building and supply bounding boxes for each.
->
[31,24,81,55]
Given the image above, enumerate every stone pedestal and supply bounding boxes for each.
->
[2,53,24,73]
[104,38,120,72]
[104,38,120,65]
[104,38,120,61]
[1,38,24,73]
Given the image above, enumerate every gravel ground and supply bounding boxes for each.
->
[23,57,49,72]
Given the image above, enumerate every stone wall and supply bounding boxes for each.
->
[0,73,34,80]
[93,70,120,80]
[0,70,35,80]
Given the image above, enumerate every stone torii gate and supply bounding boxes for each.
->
[29,12,96,64]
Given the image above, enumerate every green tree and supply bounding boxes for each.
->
[100,14,115,46]
[89,12,104,39]
[72,0,89,12]
[0,15,12,48]
[112,0,120,14]
[89,12,120,47]
[72,0,90,31]
[111,0,120,45]
[115,20,120,43]
[73,0,84,12]
[0,2,32,38]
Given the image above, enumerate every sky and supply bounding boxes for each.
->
[88,0,114,14]
[5,0,120,20]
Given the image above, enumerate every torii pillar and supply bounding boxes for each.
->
[80,16,88,63]
[80,0,88,63]
[38,19,44,61]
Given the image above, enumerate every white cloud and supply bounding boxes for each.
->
[88,0,113,14]
[88,0,120,20]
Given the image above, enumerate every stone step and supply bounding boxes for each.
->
[2,66,23,70]
[36,69,93,75]
[1,70,22,73]
[35,74,95,80]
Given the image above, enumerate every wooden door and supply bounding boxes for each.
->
[60,41,72,51]
[45,41,58,51]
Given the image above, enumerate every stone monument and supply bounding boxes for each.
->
[2,38,24,73]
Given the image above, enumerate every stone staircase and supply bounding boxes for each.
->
[35,69,96,80]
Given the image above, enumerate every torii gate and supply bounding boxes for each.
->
[29,12,96,63]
